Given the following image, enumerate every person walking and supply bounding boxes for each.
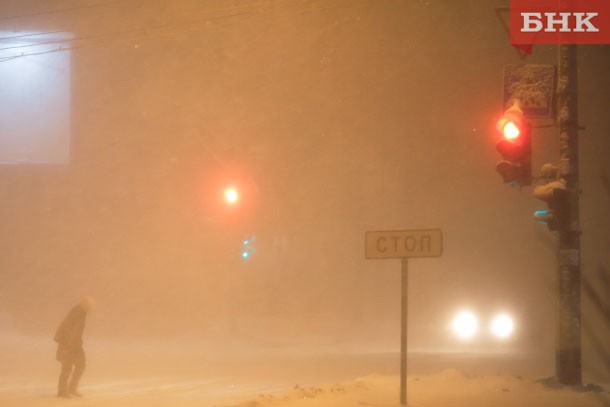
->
[54,297,94,398]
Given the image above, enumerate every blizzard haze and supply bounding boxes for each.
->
[0,1,609,406]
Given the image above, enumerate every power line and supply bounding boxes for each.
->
[0,0,272,57]
[0,0,359,63]
[0,6,254,56]
[0,0,134,23]
[0,30,67,41]
[0,0,312,43]
[0,9,252,62]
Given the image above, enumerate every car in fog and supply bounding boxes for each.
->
[451,310,515,341]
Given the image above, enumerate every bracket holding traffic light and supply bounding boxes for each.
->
[495,100,532,187]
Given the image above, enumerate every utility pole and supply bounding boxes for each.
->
[496,3,583,386]
[555,44,582,386]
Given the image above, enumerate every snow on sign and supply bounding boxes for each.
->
[503,64,555,117]
[364,229,442,259]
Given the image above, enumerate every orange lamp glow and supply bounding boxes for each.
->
[501,121,520,140]
[225,187,239,204]
[496,100,524,141]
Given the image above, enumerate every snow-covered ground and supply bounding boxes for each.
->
[1,334,608,407]
[2,369,608,407]
[234,372,610,407]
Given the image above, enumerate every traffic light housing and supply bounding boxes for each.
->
[495,100,532,186]
[533,180,569,231]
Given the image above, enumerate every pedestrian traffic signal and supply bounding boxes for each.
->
[533,180,569,231]
[495,100,531,186]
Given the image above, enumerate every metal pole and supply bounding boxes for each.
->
[556,44,582,386]
[400,258,408,406]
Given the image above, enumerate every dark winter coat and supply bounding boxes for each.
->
[54,305,87,361]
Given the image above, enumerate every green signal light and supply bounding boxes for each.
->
[240,235,256,260]
[534,209,551,224]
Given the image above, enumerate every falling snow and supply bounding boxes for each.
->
[0,1,609,406]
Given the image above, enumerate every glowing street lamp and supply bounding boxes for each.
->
[224,187,239,204]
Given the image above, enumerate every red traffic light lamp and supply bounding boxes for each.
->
[495,100,532,186]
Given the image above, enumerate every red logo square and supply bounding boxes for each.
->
[510,0,610,44]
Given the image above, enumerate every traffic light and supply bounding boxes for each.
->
[533,180,569,231]
[240,236,256,260]
[495,100,531,186]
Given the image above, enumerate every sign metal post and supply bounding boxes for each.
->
[365,229,442,406]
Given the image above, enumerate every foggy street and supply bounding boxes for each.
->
[0,337,573,406]
[1,1,609,406]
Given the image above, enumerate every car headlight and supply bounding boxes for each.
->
[490,314,515,339]
[451,310,478,339]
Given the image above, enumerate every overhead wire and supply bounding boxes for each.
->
[0,0,357,63]
[0,0,135,23]
[0,0,299,42]
[0,30,67,41]
[0,0,298,57]
[0,8,252,63]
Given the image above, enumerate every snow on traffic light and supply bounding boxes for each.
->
[533,179,569,232]
[495,100,532,186]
